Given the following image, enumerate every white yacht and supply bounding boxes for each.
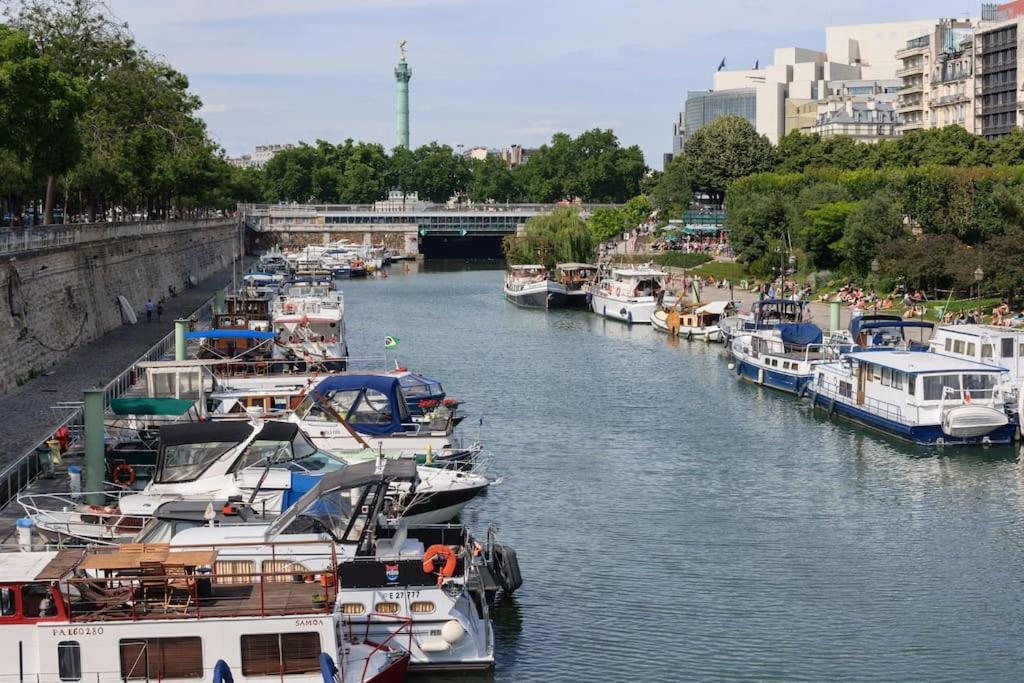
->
[811,350,1017,446]
[272,279,347,370]
[590,266,667,324]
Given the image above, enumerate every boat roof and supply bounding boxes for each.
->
[696,300,732,315]
[556,262,595,270]
[935,324,1024,338]
[509,264,544,270]
[612,268,667,277]
[110,397,196,416]
[844,350,1008,373]
[160,420,298,446]
[185,329,276,341]
[0,550,61,582]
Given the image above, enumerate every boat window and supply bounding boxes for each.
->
[1019,343,1024,357]
[272,489,353,538]
[157,442,237,483]
[922,375,962,401]
[953,340,965,354]
[963,373,999,399]
[352,389,395,425]
[21,584,56,618]
[839,381,852,398]
[944,338,952,351]
[119,638,203,680]
[982,344,994,359]
[907,376,916,396]
[892,371,904,390]
[881,367,892,387]
[966,343,976,356]
[1002,338,1014,358]
[240,632,321,676]
[58,642,81,681]
[0,587,13,616]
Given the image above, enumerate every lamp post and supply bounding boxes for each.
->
[870,258,880,274]
[974,266,984,302]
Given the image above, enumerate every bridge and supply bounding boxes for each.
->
[240,200,617,258]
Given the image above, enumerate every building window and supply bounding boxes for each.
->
[240,633,321,676]
[120,638,203,680]
[1001,338,1014,358]
[58,642,81,682]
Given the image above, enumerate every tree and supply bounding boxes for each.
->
[800,201,856,270]
[620,195,652,229]
[683,116,773,204]
[409,143,470,203]
[648,155,691,216]
[587,207,625,243]
[468,154,520,202]
[503,207,592,268]
[838,193,906,277]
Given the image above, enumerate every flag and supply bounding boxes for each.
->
[384,335,399,350]
[717,57,726,71]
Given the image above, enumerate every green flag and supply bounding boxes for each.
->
[384,335,399,350]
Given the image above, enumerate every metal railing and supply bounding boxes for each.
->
[812,373,909,424]
[0,289,223,514]
[0,218,235,258]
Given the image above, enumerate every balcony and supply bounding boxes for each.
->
[977,61,1018,76]
[930,93,969,107]
[899,82,924,95]
[896,63,926,77]
[900,120,925,133]
[982,101,1019,115]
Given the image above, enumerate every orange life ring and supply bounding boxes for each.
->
[421,544,457,583]
[111,463,136,487]
[284,302,297,314]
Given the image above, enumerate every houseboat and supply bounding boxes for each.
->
[590,266,667,324]
[811,350,1017,446]
[930,324,1024,384]
[651,299,735,341]
[272,279,347,371]
[720,298,809,341]
[503,265,564,309]
[554,263,597,309]
[730,322,825,395]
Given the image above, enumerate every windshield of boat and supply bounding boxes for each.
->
[233,433,347,474]
[919,373,998,401]
[295,388,401,426]
[268,487,354,538]
[157,442,238,483]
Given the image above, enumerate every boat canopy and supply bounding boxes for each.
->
[159,420,297,446]
[109,397,196,416]
[184,329,276,341]
[850,315,933,339]
[696,300,732,315]
[778,323,823,347]
[396,371,445,399]
[311,375,411,436]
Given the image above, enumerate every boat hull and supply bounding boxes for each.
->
[735,358,814,396]
[590,292,656,324]
[813,393,1018,446]
[503,281,566,309]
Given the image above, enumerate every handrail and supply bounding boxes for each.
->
[0,217,235,257]
[358,614,414,682]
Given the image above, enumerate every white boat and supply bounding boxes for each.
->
[590,266,667,324]
[811,350,1017,446]
[0,542,409,683]
[930,324,1024,384]
[503,265,565,309]
[272,279,347,369]
[731,323,826,395]
[651,299,735,341]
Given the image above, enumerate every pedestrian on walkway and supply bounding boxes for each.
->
[145,298,155,323]
[156,301,164,322]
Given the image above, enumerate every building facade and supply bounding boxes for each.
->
[895,20,975,133]
[975,15,1021,138]
[227,144,295,169]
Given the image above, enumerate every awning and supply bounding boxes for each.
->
[184,329,276,341]
[109,397,196,416]
[696,300,732,315]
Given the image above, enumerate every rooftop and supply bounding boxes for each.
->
[844,350,1009,373]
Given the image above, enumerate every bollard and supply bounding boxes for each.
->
[47,439,63,467]
[68,464,83,501]
[16,518,33,552]
[175,319,188,361]
[830,301,841,335]
[83,389,105,505]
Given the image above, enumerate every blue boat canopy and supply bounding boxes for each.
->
[778,322,823,347]
[311,375,411,436]
[184,329,276,341]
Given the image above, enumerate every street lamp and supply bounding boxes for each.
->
[974,266,984,301]
[871,258,880,273]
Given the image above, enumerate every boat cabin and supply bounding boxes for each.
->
[750,298,807,328]
[681,300,734,329]
[506,265,547,284]
[846,314,933,350]
[608,268,667,298]
[930,324,1024,383]
[554,263,596,292]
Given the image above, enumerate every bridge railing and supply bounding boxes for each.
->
[240,202,621,217]
[0,218,236,257]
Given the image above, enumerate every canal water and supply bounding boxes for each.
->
[344,264,1024,682]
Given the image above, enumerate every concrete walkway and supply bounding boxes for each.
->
[0,260,250,467]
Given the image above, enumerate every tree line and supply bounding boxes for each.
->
[255,128,647,205]
[0,0,245,225]
[648,115,1024,302]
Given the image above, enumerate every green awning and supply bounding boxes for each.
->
[109,397,196,416]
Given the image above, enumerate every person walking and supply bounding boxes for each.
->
[156,301,164,322]
[145,298,155,323]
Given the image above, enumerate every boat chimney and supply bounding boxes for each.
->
[830,301,841,335]
[175,319,188,361]
[83,388,105,505]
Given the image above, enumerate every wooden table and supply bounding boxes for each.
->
[81,549,218,572]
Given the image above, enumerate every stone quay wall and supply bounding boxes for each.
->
[0,218,239,393]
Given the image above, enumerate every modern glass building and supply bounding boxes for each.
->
[679,89,757,150]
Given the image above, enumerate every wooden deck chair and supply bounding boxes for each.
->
[163,565,194,612]
[76,581,133,616]
[138,562,166,612]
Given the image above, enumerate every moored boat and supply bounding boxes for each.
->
[811,350,1017,446]
[503,265,565,309]
[554,263,597,309]
[731,322,825,395]
[590,266,667,324]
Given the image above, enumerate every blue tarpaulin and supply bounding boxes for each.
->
[778,323,823,347]
[184,329,276,340]
[312,375,409,436]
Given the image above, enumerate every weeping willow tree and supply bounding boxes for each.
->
[502,207,593,268]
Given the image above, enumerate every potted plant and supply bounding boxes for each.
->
[312,592,326,610]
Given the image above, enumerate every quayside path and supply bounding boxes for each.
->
[0,261,249,468]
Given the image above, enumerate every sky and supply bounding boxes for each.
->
[107,0,978,169]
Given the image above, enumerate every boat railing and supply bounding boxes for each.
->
[345,613,414,682]
[813,374,909,424]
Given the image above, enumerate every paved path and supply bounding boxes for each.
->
[0,260,250,467]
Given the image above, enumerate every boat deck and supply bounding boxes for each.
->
[66,579,330,622]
